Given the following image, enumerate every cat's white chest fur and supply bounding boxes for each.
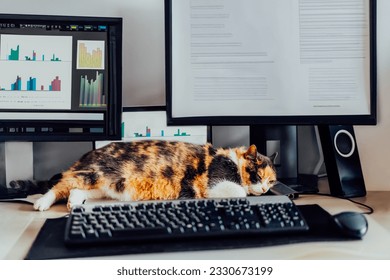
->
[207,181,247,198]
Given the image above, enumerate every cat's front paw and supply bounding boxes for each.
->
[33,191,56,211]
[67,189,86,210]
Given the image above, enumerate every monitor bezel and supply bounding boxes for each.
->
[0,13,122,141]
[165,0,377,126]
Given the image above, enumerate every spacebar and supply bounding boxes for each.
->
[111,227,169,238]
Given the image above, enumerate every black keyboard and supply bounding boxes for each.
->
[64,196,309,245]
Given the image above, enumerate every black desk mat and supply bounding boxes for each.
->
[25,204,358,259]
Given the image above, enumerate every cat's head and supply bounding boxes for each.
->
[238,145,277,195]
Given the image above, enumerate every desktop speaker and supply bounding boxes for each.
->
[318,125,366,198]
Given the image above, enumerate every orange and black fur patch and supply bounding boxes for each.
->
[28,140,277,211]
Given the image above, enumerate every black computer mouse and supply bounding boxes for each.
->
[332,211,368,239]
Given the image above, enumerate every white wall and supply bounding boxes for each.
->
[1,0,389,190]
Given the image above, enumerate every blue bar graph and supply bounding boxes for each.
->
[27,77,37,91]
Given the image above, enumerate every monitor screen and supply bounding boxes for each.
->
[0,14,122,141]
[165,0,377,125]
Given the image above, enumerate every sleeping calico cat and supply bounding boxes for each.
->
[30,140,277,211]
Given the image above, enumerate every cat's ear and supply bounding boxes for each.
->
[244,145,258,160]
[268,152,279,165]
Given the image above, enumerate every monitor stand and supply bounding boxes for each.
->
[249,125,320,194]
[0,142,33,198]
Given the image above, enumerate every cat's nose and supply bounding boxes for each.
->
[261,184,269,192]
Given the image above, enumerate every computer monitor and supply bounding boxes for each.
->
[165,0,377,195]
[0,14,122,141]
[0,14,122,188]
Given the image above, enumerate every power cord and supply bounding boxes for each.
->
[299,192,374,215]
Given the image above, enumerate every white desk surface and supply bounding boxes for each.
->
[1,191,390,260]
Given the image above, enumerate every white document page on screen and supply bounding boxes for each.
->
[171,0,371,118]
